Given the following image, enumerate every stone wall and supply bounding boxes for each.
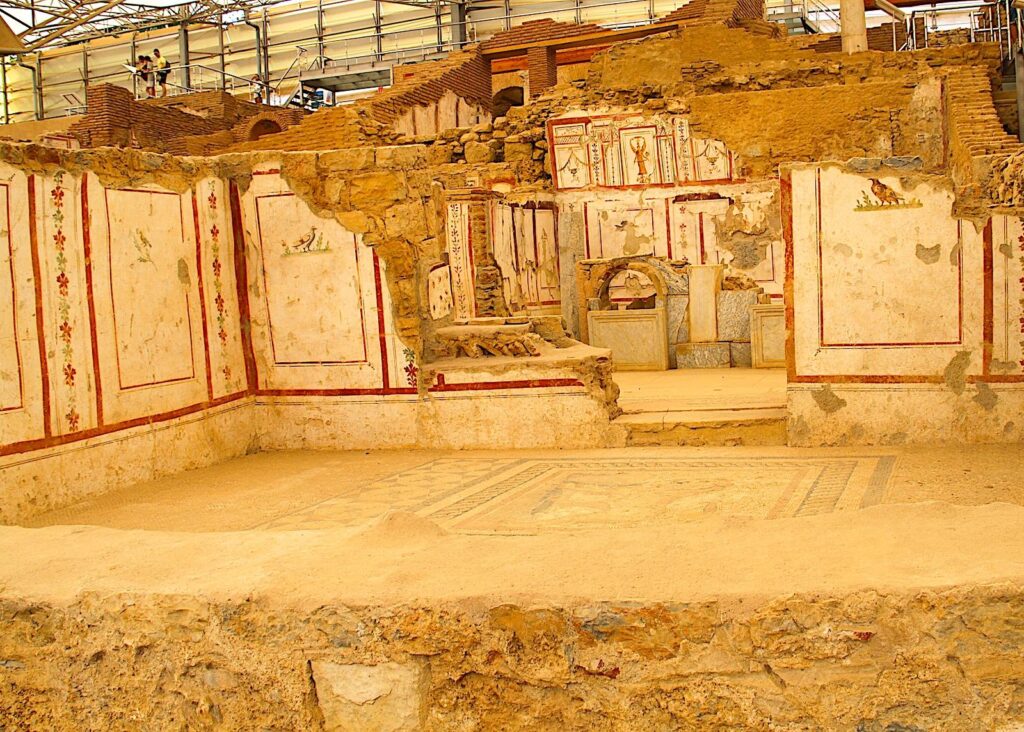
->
[3,584,1024,729]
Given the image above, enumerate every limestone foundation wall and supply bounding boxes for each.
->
[3,584,1024,730]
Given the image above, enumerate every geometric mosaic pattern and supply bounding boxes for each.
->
[254,456,896,533]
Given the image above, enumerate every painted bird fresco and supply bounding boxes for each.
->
[869,178,904,206]
[295,227,318,252]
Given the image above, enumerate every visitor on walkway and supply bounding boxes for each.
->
[154,49,170,97]
[251,75,264,104]
[139,56,155,98]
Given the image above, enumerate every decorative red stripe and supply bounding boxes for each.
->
[228,182,259,392]
[80,173,104,426]
[982,219,994,375]
[372,250,389,389]
[192,192,215,400]
[0,391,248,458]
[28,177,51,435]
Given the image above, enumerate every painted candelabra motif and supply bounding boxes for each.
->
[1018,223,1024,370]
[206,184,232,387]
[548,113,737,191]
[50,172,81,432]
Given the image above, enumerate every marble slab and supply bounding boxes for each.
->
[751,303,786,368]
[676,342,731,369]
[588,307,669,370]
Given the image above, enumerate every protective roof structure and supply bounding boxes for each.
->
[0,0,452,51]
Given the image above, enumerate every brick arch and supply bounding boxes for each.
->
[492,85,524,117]
[238,112,286,142]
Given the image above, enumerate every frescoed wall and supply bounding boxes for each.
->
[491,201,560,313]
[392,90,491,139]
[548,112,736,191]
[1,158,612,522]
[238,167,415,394]
[547,111,785,305]
[785,164,1024,444]
[0,165,254,520]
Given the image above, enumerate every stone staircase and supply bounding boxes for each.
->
[995,61,1021,138]
[609,369,788,446]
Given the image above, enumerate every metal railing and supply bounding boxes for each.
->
[766,0,840,33]
[130,62,269,102]
[903,0,1015,60]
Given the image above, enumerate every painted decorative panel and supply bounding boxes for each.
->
[549,113,736,191]
[105,188,196,389]
[818,172,960,347]
[583,202,669,259]
[194,178,247,399]
[991,214,1024,375]
[446,201,475,320]
[789,165,983,378]
[491,202,560,312]
[241,171,390,392]
[670,190,783,296]
[0,184,21,413]
[0,170,46,448]
[35,171,97,435]
[256,193,367,365]
[428,264,453,320]
[550,122,590,190]
[87,178,208,425]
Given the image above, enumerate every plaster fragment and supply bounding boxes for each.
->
[914,243,940,264]
[943,351,972,395]
[811,385,847,414]
[973,383,998,411]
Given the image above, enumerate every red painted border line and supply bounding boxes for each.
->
[982,219,994,375]
[254,379,586,397]
[257,387,417,397]
[228,181,259,392]
[80,173,104,426]
[372,251,390,389]
[27,175,52,437]
[0,183,25,414]
[780,170,796,382]
[791,374,1024,384]
[192,192,215,400]
[428,377,584,392]
[0,390,248,458]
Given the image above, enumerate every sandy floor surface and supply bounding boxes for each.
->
[1,445,1023,608]
[20,445,1024,532]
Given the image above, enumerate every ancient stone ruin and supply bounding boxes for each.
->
[2,0,1024,727]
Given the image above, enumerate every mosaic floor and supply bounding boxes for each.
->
[251,455,895,532]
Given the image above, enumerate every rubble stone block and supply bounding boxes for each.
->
[464,140,496,163]
[318,148,375,171]
[375,144,427,169]
[504,142,534,161]
[730,341,753,367]
[312,661,426,732]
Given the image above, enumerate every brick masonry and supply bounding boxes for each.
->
[68,84,305,154]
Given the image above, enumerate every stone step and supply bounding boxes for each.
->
[612,407,788,447]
